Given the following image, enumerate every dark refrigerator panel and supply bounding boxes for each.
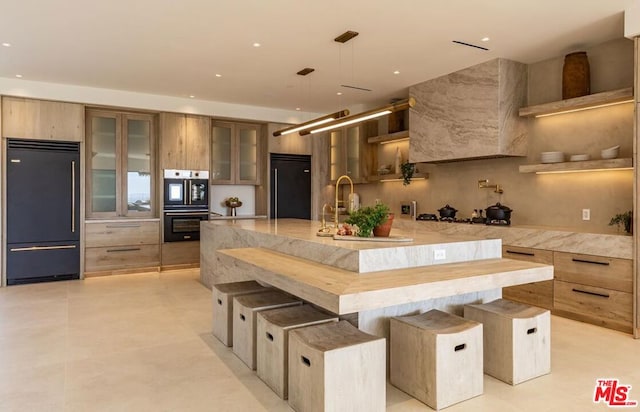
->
[6,139,80,285]
[270,154,311,220]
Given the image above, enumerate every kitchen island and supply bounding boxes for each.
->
[201,219,553,337]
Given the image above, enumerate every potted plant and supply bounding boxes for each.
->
[345,203,392,237]
[609,210,633,235]
[400,161,415,186]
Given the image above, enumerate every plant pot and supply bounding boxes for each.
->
[373,213,394,237]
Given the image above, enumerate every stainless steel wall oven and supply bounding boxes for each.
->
[163,169,209,242]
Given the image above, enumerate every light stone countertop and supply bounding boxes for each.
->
[393,219,633,260]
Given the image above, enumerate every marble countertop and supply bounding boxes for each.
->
[392,220,633,259]
[202,219,501,273]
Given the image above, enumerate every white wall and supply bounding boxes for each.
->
[210,185,256,217]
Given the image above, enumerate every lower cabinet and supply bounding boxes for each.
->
[85,220,160,275]
[553,251,633,333]
[502,246,554,310]
[161,241,200,269]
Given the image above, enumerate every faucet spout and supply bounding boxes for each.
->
[478,179,504,194]
[335,175,354,229]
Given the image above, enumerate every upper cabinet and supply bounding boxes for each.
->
[86,109,156,218]
[160,113,210,170]
[329,123,375,183]
[2,96,84,141]
[211,121,261,185]
[409,58,528,163]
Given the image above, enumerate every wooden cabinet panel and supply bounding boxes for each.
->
[553,252,632,293]
[85,244,160,272]
[2,97,84,141]
[553,280,632,333]
[160,113,210,170]
[211,121,261,185]
[161,241,200,267]
[85,221,159,247]
[501,246,554,309]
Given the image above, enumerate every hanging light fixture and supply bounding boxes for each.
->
[272,109,350,137]
[299,97,415,135]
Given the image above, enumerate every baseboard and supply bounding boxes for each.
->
[84,266,161,277]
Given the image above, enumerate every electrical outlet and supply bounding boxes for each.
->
[434,249,446,260]
[582,209,590,221]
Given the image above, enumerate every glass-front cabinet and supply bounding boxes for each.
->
[211,121,260,185]
[329,124,369,183]
[86,109,155,218]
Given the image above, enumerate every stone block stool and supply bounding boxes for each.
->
[256,305,338,399]
[288,320,386,412]
[464,298,550,385]
[232,290,301,370]
[212,280,270,347]
[390,309,483,410]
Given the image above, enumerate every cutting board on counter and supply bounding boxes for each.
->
[333,235,413,242]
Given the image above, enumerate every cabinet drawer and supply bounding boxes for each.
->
[553,252,632,292]
[553,280,632,333]
[502,246,553,265]
[85,221,159,247]
[161,241,200,266]
[85,244,160,271]
[503,280,553,310]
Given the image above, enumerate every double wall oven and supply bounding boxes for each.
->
[163,169,209,242]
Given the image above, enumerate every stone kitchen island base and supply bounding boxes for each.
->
[201,219,553,339]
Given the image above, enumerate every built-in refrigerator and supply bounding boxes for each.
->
[6,139,80,285]
[270,153,311,219]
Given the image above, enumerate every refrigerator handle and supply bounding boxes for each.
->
[274,168,278,220]
[71,160,75,233]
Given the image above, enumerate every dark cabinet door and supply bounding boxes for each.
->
[270,154,311,220]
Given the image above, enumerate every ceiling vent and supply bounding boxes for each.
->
[452,40,489,51]
[340,84,372,92]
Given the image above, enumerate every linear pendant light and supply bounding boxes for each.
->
[299,97,416,135]
[272,110,350,136]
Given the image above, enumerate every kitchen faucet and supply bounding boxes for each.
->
[478,179,503,194]
[335,175,354,229]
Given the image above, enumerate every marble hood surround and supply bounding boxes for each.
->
[409,58,528,163]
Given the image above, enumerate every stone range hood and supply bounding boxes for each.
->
[409,58,528,163]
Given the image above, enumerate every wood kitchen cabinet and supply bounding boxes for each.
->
[84,220,160,275]
[329,124,375,183]
[552,251,633,333]
[501,246,554,310]
[211,121,261,185]
[1,96,84,141]
[160,113,210,170]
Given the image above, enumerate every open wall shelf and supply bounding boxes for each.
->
[518,88,634,118]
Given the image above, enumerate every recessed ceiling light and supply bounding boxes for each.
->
[337,92,342,96]
[296,107,301,111]
[215,73,222,78]
[189,95,195,98]
[15,74,22,78]
[253,42,261,48]
[2,42,11,47]
[393,70,400,75]
[481,37,490,42]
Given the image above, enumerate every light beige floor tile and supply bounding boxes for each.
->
[0,324,68,373]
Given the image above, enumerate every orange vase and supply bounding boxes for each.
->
[373,213,394,237]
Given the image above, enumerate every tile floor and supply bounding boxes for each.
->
[0,269,638,411]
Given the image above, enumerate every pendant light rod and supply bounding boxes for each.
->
[272,109,350,137]
[299,97,416,135]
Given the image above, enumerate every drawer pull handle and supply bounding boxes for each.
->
[301,356,311,367]
[454,343,466,352]
[571,288,610,299]
[217,299,222,305]
[105,224,141,228]
[106,247,141,253]
[240,314,246,321]
[527,327,537,335]
[505,250,535,257]
[571,258,609,266]
[266,332,274,341]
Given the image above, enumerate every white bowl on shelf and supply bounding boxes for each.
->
[540,151,564,163]
[569,154,590,162]
[601,145,620,159]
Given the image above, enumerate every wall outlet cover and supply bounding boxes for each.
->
[434,249,446,260]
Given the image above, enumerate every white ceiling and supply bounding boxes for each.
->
[0,0,634,114]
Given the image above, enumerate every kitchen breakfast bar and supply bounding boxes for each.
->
[201,219,553,337]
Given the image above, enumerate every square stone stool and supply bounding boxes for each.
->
[233,290,302,370]
[288,320,386,412]
[464,298,550,385]
[212,280,270,347]
[390,309,483,410]
[257,305,338,399]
